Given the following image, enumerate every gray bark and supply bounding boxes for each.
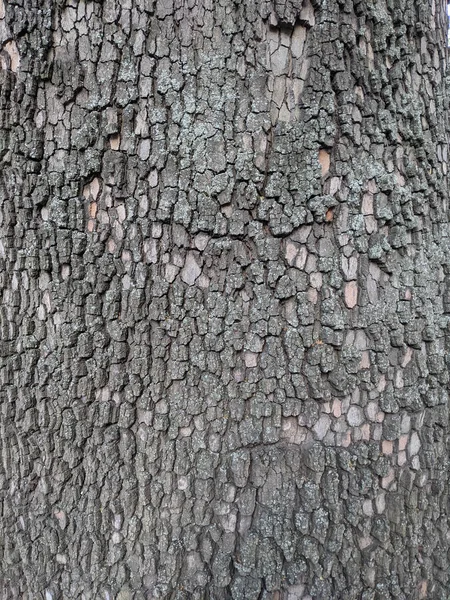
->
[0,0,449,598]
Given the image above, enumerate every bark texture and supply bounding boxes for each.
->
[1,0,449,598]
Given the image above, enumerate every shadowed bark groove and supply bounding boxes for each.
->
[0,0,449,598]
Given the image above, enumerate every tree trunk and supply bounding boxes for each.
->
[1,0,449,598]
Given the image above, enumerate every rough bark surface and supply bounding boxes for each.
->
[1,0,449,598]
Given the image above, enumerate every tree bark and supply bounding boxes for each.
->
[1,0,449,598]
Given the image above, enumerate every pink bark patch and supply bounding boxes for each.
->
[318,149,330,177]
[382,440,393,455]
[344,281,358,308]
